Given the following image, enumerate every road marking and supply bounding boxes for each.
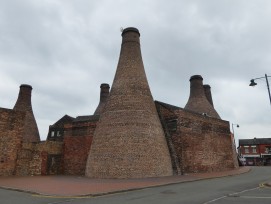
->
[31,189,134,199]
[240,196,271,199]
[259,183,271,188]
[32,188,149,199]
[229,187,260,196]
[32,195,93,199]
[203,187,260,203]
[203,195,227,203]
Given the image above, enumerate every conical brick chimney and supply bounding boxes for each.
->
[203,84,214,107]
[94,83,110,115]
[13,84,40,142]
[86,27,173,178]
[184,75,220,119]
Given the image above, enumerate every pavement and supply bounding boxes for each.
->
[0,167,251,197]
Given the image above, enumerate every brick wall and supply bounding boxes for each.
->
[0,108,25,176]
[15,143,33,175]
[63,120,97,175]
[155,102,181,175]
[177,109,237,173]
[15,141,63,176]
[156,102,238,174]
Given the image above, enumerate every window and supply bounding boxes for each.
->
[167,119,178,132]
[252,147,257,153]
[57,131,61,137]
[245,148,249,153]
[266,147,271,153]
[51,131,55,137]
[251,145,257,153]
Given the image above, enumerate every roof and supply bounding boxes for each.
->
[155,101,182,111]
[239,138,271,146]
[52,115,74,127]
[73,115,100,122]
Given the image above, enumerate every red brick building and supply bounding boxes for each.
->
[238,138,271,166]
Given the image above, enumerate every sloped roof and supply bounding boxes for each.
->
[155,100,182,111]
[73,115,100,122]
[239,138,271,145]
[155,100,207,116]
[52,115,74,127]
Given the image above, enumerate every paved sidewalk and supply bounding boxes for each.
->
[0,167,250,197]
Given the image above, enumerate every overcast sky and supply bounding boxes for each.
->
[0,0,270,143]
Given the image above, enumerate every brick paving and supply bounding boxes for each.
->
[0,167,251,197]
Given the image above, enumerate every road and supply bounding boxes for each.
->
[0,167,270,204]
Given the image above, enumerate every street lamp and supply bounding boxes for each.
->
[249,74,271,106]
[232,123,239,137]
[231,123,239,149]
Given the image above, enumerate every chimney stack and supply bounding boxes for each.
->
[203,84,214,107]
[13,84,40,142]
[94,83,110,115]
[86,27,173,178]
[184,75,220,119]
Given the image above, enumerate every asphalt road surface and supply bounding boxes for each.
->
[0,167,270,204]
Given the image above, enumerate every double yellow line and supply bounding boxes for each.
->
[32,194,93,199]
[259,183,271,188]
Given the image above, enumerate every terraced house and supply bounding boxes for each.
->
[238,138,271,166]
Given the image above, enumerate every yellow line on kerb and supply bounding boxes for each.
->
[32,188,144,199]
[259,183,271,188]
[259,183,265,188]
[32,194,93,199]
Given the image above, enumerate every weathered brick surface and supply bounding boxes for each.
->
[177,110,237,173]
[185,75,220,119]
[156,102,238,174]
[40,151,48,175]
[203,84,214,107]
[155,102,181,175]
[15,145,32,176]
[94,83,110,115]
[0,108,25,176]
[15,141,63,176]
[13,84,40,142]
[63,121,96,175]
[86,28,173,178]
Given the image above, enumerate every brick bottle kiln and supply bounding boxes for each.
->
[13,84,40,142]
[85,27,173,178]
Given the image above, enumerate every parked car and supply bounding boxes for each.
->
[238,156,246,166]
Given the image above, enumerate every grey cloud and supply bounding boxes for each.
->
[0,0,270,140]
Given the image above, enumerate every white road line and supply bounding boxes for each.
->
[203,187,260,204]
[203,195,227,204]
[240,196,271,199]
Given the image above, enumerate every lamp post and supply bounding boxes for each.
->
[232,123,239,148]
[232,123,239,137]
[249,74,271,106]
